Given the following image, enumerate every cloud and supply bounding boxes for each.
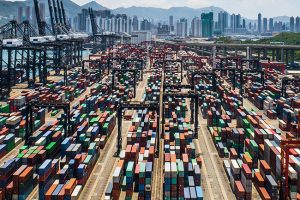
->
[75,0,300,19]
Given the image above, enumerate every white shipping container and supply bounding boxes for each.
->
[0,135,5,143]
[266,96,273,102]
[290,191,297,200]
[295,149,300,156]
[94,138,100,146]
[276,147,281,153]
[290,155,300,165]
[150,137,156,146]
[138,153,144,162]
[35,137,46,146]
[6,116,22,126]
[71,185,82,199]
[165,162,171,177]
[144,150,149,159]
[119,150,125,160]
[86,127,93,137]
[223,160,230,169]
[289,166,297,180]
[113,167,122,183]
[265,129,274,140]
[279,120,287,128]
[230,159,240,175]
[171,162,177,177]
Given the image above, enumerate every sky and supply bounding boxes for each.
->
[74,0,300,19]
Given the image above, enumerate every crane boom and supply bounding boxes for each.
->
[56,0,63,24]
[47,0,56,34]
[33,0,45,35]
[52,0,59,24]
[61,0,67,26]
[89,8,97,36]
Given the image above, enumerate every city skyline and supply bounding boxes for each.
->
[13,0,300,38]
[72,0,300,19]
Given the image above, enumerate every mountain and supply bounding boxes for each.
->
[0,1,26,18]
[81,1,108,10]
[0,0,293,24]
[273,16,290,23]
[113,6,225,21]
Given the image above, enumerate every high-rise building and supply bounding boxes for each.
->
[39,3,45,21]
[121,15,127,33]
[274,21,283,32]
[32,7,37,27]
[225,13,245,34]
[17,7,23,23]
[73,16,78,31]
[140,19,151,31]
[236,14,241,29]
[111,17,116,32]
[201,12,213,38]
[77,9,112,32]
[290,16,295,32]
[157,24,170,35]
[258,13,262,34]
[296,16,300,33]
[269,18,274,32]
[117,17,121,33]
[218,11,228,34]
[191,17,201,37]
[86,17,92,33]
[127,17,132,34]
[176,18,188,37]
[132,16,139,31]
[25,6,30,21]
[169,15,174,32]
[230,14,235,32]
[263,18,268,33]
[99,17,105,31]
[249,22,252,30]
[78,9,89,31]
[242,19,246,29]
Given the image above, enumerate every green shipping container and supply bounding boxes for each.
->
[243,119,250,128]
[0,104,10,113]
[126,161,134,177]
[45,142,56,153]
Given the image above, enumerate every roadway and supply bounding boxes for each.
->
[79,62,149,200]
[179,66,235,200]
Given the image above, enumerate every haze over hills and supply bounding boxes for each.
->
[113,6,225,21]
[273,16,291,23]
[0,1,26,18]
[0,0,292,23]
[81,1,108,10]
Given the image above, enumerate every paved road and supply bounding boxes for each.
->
[79,67,149,200]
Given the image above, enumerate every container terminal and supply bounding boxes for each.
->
[1,1,300,200]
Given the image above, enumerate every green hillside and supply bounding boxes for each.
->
[244,33,300,45]
[216,33,300,62]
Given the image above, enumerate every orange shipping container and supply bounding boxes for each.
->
[258,187,271,200]
[45,183,58,200]
[19,166,34,182]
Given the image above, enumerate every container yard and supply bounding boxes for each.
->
[0,41,297,200]
[1,16,300,200]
